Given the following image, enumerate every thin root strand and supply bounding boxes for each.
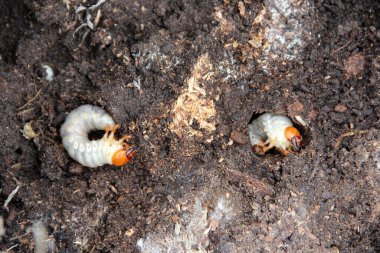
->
[333,130,370,151]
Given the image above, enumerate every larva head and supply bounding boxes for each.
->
[285,126,302,151]
[112,146,137,166]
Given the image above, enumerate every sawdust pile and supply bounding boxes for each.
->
[169,54,216,139]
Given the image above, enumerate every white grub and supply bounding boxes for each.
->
[42,65,54,82]
[32,221,56,253]
[60,105,136,168]
[249,113,290,146]
[0,216,5,239]
[60,105,115,167]
[248,113,301,155]
[3,185,20,211]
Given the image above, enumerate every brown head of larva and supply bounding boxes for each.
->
[285,126,302,151]
[112,146,137,166]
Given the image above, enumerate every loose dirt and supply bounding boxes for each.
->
[0,0,379,252]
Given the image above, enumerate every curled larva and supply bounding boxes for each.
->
[60,105,136,168]
[248,113,302,156]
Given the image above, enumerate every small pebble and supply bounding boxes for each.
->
[125,228,135,237]
[322,191,334,199]
[161,43,174,54]
[21,121,38,140]
[344,53,365,78]
[287,101,304,116]
[230,130,248,144]
[69,163,84,174]
[334,103,347,113]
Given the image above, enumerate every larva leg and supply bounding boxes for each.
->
[104,125,112,137]
[121,135,133,141]
[277,148,291,156]
[252,140,272,155]
[261,142,274,153]
[108,124,120,139]
[111,124,120,133]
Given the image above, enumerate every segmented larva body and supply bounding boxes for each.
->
[60,105,136,168]
[248,113,302,155]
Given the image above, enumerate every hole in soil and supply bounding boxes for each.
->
[0,0,36,64]
[88,130,105,140]
[248,111,311,156]
[15,147,22,155]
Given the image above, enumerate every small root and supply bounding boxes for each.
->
[333,130,370,151]
[94,9,102,27]
[17,89,42,111]
[332,36,354,54]
[80,29,91,47]
[89,0,107,11]
[73,23,88,37]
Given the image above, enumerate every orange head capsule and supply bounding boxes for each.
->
[112,146,137,166]
[285,126,302,151]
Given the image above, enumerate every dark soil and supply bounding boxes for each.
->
[0,0,379,252]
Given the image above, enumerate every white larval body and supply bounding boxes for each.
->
[60,105,122,168]
[248,113,294,151]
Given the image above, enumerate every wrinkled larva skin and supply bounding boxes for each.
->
[60,105,126,168]
[248,113,301,155]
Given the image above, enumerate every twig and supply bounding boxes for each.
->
[17,89,42,111]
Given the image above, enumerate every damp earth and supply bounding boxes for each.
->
[0,0,379,252]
